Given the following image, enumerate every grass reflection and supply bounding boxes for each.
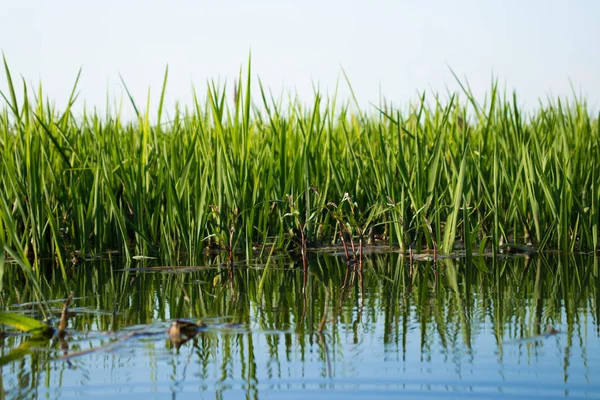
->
[0,252,598,397]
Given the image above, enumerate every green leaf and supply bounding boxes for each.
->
[0,312,54,337]
[442,148,467,253]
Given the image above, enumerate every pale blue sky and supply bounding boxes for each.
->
[1,0,599,119]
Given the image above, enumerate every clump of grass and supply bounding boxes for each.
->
[1,55,599,270]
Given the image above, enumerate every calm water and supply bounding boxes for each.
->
[1,253,599,399]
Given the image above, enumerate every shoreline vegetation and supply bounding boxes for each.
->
[1,57,599,272]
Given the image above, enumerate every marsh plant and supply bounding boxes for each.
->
[1,56,599,272]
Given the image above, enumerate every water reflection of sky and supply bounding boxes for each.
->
[2,255,599,399]
[29,311,596,398]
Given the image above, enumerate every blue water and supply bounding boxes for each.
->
[1,255,599,399]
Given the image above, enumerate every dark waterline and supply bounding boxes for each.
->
[1,253,599,399]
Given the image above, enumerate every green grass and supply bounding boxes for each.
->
[1,56,599,268]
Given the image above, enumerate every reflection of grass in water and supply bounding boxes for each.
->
[1,254,597,383]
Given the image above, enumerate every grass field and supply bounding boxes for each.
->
[1,57,599,271]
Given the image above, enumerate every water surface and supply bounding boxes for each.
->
[1,253,599,399]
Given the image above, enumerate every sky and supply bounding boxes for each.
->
[1,0,599,120]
